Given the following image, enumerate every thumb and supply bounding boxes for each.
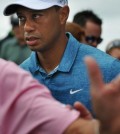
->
[74,101,93,120]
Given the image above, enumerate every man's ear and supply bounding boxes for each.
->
[59,6,69,25]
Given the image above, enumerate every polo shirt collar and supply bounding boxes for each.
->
[29,52,40,73]
[58,33,80,72]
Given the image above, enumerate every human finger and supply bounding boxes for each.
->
[74,101,93,120]
[84,56,104,92]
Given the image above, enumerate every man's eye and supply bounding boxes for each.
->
[33,14,42,19]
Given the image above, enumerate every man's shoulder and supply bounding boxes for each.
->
[2,37,17,45]
[1,38,17,50]
[77,44,112,60]
[20,57,31,69]
[67,34,118,69]
[76,44,120,70]
[20,52,37,72]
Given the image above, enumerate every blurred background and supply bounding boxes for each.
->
[1,0,120,51]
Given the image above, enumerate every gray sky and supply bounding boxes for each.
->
[1,0,120,51]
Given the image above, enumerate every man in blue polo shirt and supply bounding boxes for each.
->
[4,0,120,114]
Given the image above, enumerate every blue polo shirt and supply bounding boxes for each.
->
[20,33,120,114]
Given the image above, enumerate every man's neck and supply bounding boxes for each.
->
[37,37,68,73]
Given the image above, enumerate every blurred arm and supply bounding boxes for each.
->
[85,56,120,134]
[0,58,99,134]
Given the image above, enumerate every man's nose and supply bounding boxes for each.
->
[24,20,35,33]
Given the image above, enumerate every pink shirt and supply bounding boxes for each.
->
[0,59,79,134]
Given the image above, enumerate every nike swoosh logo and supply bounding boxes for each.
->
[70,89,83,94]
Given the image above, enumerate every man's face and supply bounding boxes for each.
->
[84,21,102,47]
[109,48,120,60]
[17,6,66,52]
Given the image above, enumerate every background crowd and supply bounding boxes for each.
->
[1,9,120,62]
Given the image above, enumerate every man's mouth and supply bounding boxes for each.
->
[25,36,39,46]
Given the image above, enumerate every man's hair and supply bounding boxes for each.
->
[73,10,102,27]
